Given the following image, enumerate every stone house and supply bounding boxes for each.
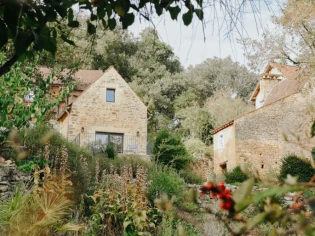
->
[211,63,315,175]
[42,67,148,155]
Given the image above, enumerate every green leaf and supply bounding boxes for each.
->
[14,32,30,56]
[101,19,107,29]
[196,0,203,7]
[87,21,96,34]
[108,18,116,30]
[123,221,132,229]
[68,8,74,22]
[194,9,203,20]
[46,9,57,22]
[61,34,76,46]
[97,7,105,19]
[238,212,268,234]
[233,178,255,204]
[169,6,180,20]
[121,13,134,29]
[114,1,125,17]
[68,21,80,28]
[311,120,315,137]
[155,4,163,16]
[90,13,97,21]
[182,10,193,26]
[55,6,67,18]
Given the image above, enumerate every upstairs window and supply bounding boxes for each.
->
[106,89,115,102]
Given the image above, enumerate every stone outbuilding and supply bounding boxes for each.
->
[211,63,315,175]
[44,67,148,155]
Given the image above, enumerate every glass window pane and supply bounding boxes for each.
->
[106,89,115,102]
[95,133,109,144]
[109,134,123,153]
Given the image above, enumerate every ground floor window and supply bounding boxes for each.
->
[95,132,123,153]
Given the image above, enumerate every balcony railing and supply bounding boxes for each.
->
[73,132,152,155]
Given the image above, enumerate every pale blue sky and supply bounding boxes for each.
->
[129,1,282,68]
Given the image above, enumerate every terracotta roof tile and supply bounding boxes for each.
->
[37,67,103,85]
[211,120,234,135]
[264,67,311,106]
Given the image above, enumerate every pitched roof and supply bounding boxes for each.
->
[213,63,312,134]
[211,120,234,135]
[249,63,307,103]
[38,67,104,89]
[267,62,301,79]
[264,67,310,106]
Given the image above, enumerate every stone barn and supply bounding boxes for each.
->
[211,63,315,175]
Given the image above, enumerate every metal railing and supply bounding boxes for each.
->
[73,132,151,155]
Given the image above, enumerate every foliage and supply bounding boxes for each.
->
[0,0,204,77]
[20,124,95,200]
[104,142,117,159]
[0,53,72,135]
[0,160,81,234]
[184,138,213,158]
[206,90,254,127]
[278,154,315,183]
[243,0,315,70]
[85,165,158,235]
[224,166,249,184]
[153,130,191,170]
[176,106,214,144]
[147,166,185,204]
[179,169,204,185]
[17,156,50,173]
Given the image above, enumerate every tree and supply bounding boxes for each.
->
[0,0,205,77]
[243,0,315,71]
[205,90,254,127]
[183,57,258,101]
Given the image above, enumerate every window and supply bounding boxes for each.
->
[24,90,35,103]
[106,89,115,102]
[95,132,123,153]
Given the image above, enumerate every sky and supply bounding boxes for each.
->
[128,1,282,68]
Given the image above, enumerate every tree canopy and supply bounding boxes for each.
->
[0,0,205,76]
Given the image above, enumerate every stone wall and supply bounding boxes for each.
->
[0,163,31,199]
[213,124,236,173]
[58,67,148,155]
[190,158,212,180]
[235,81,315,175]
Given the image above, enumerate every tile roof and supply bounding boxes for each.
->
[264,67,311,106]
[268,62,301,79]
[37,67,104,87]
[210,120,234,135]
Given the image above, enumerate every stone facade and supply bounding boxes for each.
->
[211,63,315,175]
[190,158,212,180]
[0,163,31,199]
[57,67,148,155]
[212,123,236,173]
[234,85,315,175]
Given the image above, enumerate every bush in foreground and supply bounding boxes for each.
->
[224,166,248,184]
[278,154,315,182]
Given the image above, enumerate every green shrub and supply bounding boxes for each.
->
[153,130,191,170]
[104,142,117,159]
[278,154,315,182]
[224,166,248,184]
[179,169,204,184]
[147,166,185,204]
[17,156,50,173]
[21,124,94,200]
